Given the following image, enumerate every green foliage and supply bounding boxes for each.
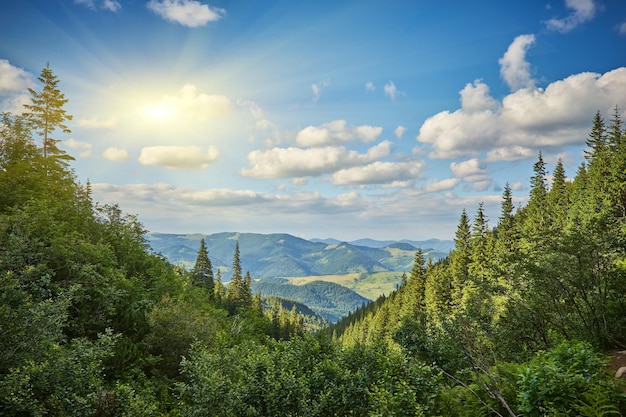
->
[22,63,74,167]
[179,336,440,417]
[517,340,624,417]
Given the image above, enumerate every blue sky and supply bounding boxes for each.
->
[1,0,625,241]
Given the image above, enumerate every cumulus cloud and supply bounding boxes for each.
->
[498,34,536,91]
[418,49,626,160]
[74,0,121,12]
[103,147,130,161]
[450,158,491,191]
[484,146,535,162]
[295,120,383,147]
[394,125,406,139]
[423,178,460,193]
[0,60,33,112]
[365,82,376,92]
[64,138,92,157]
[146,83,231,121]
[241,141,392,179]
[330,160,425,186]
[545,0,597,33]
[619,21,626,35]
[76,117,117,129]
[147,0,225,27]
[311,79,329,103]
[138,145,219,169]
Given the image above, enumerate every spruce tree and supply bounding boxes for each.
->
[227,242,245,307]
[22,63,74,168]
[584,110,606,160]
[191,238,214,297]
[408,248,426,310]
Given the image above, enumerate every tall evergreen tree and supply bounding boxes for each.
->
[191,238,214,297]
[22,63,74,167]
[227,242,246,308]
[450,209,471,301]
[584,110,607,160]
[408,248,426,310]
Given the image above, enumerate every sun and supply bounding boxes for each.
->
[145,104,173,120]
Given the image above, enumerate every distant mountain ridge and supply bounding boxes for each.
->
[146,232,453,278]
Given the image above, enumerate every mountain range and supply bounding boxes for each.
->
[146,232,453,321]
[146,232,453,277]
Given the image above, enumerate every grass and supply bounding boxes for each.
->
[287,271,404,301]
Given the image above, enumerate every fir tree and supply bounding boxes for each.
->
[22,63,74,168]
[191,238,214,297]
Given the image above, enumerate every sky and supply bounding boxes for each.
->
[1,0,626,242]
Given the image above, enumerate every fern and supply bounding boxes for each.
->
[574,385,622,417]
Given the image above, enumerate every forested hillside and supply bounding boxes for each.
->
[329,108,626,414]
[2,65,626,416]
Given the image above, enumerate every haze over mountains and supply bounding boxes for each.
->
[146,232,453,277]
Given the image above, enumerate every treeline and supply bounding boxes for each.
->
[329,108,626,414]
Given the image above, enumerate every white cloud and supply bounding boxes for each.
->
[450,158,488,179]
[330,160,425,186]
[89,181,486,240]
[64,138,92,157]
[498,34,536,91]
[0,60,33,112]
[295,120,383,147]
[384,81,400,101]
[619,21,626,35]
[394,125,406,139]
[103,147,130,161]
[147,0,225,27]
[76,117,117,129]
[484,146,535,162]
[545,0,597,33]
[145,83,231,121]
[423,178,460,193]
[365,82,375,92]
[418,66,626,159]
[311,79,329,103]
[241,141,392,179]
[460,80,499,112]
[138,145,219,169]
[0,60,33,93]
[450,158,491,190]
[74,0,121,11]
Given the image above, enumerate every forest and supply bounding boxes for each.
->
[1,64,626,416]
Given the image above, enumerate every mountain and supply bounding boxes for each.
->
[146,232,451,278]
[252,280,370,322]
[311,237,454,252]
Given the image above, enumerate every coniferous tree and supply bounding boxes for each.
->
[191,238,214,297]
[584,110,607,160]
[450,209,471,301]
[408,248,427,310]
[214,269,225,304]
[22,63,74,168]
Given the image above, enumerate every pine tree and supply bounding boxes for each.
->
[191,238,214,297]
[22,63,74,168]
[408,248,427,309]
[584,110,607,160]
[450,209,471,303]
